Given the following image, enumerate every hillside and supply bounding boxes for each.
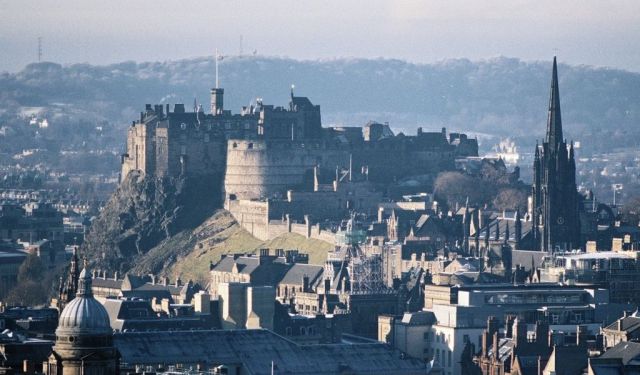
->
[137,210,333,285]
[2,56,639,155]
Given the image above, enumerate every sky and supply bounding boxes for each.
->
[1,0,639,72]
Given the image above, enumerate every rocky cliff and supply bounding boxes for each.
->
[81,171,333,283]
[82,171,222,272]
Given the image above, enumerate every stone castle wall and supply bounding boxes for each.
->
[224,140,352,200]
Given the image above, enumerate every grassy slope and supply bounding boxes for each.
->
[135,210,333,286]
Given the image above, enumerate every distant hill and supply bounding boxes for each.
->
[1,56,639,154]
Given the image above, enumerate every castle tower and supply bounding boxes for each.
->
[210,88,224,115]
[531,57,580,252]
[46,263,117,374]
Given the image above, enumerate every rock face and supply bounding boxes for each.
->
[82,171,221,272]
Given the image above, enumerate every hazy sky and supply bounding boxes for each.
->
[1,0,639,72]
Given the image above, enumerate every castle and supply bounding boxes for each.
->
[121,85,478,239]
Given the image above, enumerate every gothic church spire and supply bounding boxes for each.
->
[546,57,563,152]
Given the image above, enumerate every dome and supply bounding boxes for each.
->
[56,267,111,335]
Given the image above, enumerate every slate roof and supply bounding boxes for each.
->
[400,311,436,326]
[91,278,123,289]
[604,315,640,332]
[598,341,640,365]
[114,329,428,374]
[545,345,588,375]
[512,250,547,272]
[212,255,291,286]
[279,264,323,286]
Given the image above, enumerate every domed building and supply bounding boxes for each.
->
[44,263,118,375]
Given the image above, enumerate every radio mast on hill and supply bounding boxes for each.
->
[37,37,42,62]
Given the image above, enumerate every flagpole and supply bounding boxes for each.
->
[215,48,219,89]
[271,360,274,375]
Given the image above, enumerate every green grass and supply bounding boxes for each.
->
[154,210,333,286]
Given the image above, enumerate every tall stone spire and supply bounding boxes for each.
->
[546,57,563,152]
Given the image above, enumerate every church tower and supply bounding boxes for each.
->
[532,57,580,252]
[54,247,79,311]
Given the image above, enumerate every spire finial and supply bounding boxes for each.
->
[546,57,563,150]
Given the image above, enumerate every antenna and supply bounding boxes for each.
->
[37,37,42,62]
[239,35,243,57]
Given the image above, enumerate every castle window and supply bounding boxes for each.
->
[232,142,238,148]
[180,123,187,130]
[248,143,253,149]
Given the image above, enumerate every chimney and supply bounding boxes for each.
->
[548,330,565,347]
[482,329,489,357]
[487,316,498,336]
[513,318,527,348]
[302,275,310,292]
[492,332,499,361]
[324,278,331,294]
[505,315,515,338]
[378,207,384,223]
[114,271,119,281]
[535,320,549,346]
[576,325,588,347]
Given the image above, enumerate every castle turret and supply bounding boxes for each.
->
[211,88,224,115]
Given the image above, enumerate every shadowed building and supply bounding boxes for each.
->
[531,58,581,252]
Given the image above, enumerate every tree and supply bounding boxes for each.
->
[5,280,48,306]
[17,253,45,283]
[621,196,640,225]
[492,188,528,212]
[433,171,495,208]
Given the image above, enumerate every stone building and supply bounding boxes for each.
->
[0,202,64,265]
[45,264,118,375]
[600,309,640,349]
[538,250,640,304]
[531,58,581,252]
[473,316,588,375]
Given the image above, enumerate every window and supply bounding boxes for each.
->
[180,122,187,130]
